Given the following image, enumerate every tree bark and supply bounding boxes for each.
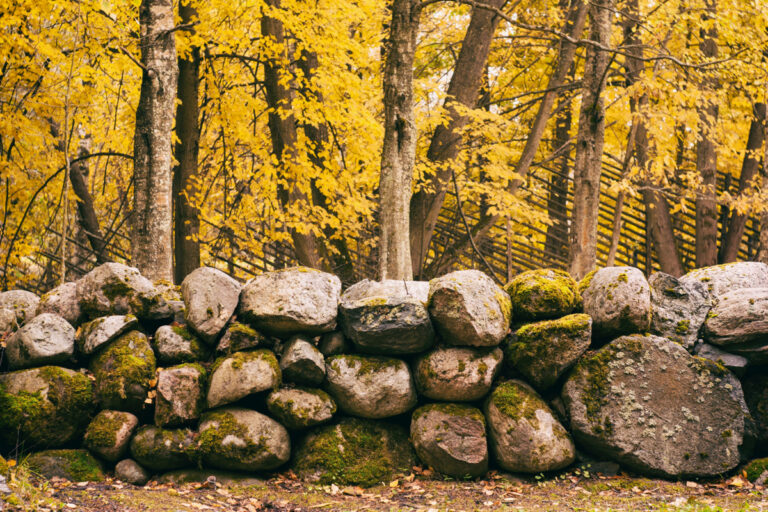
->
[544,98,572,261]
[568,0,611,280]
[694,0,719,268]
[408,0,506,278]
[379,0,419,280]
[69,136,109,266]
[132,0,178,281]
[719,102,766,263]
[173,0,201,284]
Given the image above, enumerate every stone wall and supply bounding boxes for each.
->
[0,262,766,486]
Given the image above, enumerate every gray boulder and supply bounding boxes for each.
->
[0,308,16,333]
[693,343,748,377]
[339,279,434,355]
[239,267,341,335]
[27,449,104,482]
[206,350,281,408]
[280,336,326,386]
[5,313,75,369]
[410,403,488,478]
[115,459,150,486]
[562,334,751,478]
[742,374,768,453]
[582,266,651,341]
[37,282,80,326]
[0,289,40,327]
[129,425,196,471]
[485,380,575,473]
[506,314,591,391]
[413,347,502,401]
[84,410,139,462]
[181,267,241,344]
[319,331,350,356]
[504,269,578,321]
[680,261,768,301]
[266,388,336,429]
[153,324,209,364]
[197,407,290,471]
[702,287,768,364]
[155,364,206,427]
[216,322,265,355]
[76,262,169,320]
[325,355,417,418]
[649,272,710,350]
[428,270,511,347]
[78,315,138,355]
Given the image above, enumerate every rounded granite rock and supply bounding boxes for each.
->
[413,346,502,402]
[5,313,75,369]
[266,388,337,430]
[581,266,651,341]
[84,410,139,462]
[181,266,241,344]
[206,350,281,409]
[504,269,577,321]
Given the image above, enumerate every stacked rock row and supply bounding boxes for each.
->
[0,261,766,487]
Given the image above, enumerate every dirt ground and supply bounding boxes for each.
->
[3,467,767,512]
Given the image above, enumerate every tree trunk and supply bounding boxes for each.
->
[173,0,201,284]
[69,136,109,266]
[261,0,323,269]
[719,102,767,263]
[568,0,611,280]
[694,0,719,268]
[544,97,572,261]
[132,0,177,281]
[408,0,506,278]
[378,0,419,280]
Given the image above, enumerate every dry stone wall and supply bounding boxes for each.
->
[0,262,767,486]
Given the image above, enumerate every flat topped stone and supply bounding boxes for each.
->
[6,313,75,369]
[413,346,502,401]
[78,315,138,355]
[680,262,768,301]
[206,350,281,408]
[702,287,768,364]
[181,266,241,344]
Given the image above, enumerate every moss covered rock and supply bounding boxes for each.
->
[206,350,280,408]
[506,314,591,391]
[129,425,196,471]
[325,355,417,419]
[155,364,206,427]
[413,347,502,402]
[0,366,93,449]
[197,407,290,472]
[428,270,511,347]
[90,330,156,414]
[77,315,138,355]
[115,459,150,486]
[84,410,139,462]
[410,403,488,478]
[216,322,265,355]
[745,458,768,483]
[153,324,209,364]
[6,313,75,370]
[280,336,326,386]
[504,269,577,321]
[485,380,575,473]
[181,266,242,344]
[581,266,651,341]
[36,281,81,326]
[27,449,104,482]
[294,417,415,487]
[267,388,336,429]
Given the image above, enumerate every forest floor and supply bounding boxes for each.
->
[3,466,767,512]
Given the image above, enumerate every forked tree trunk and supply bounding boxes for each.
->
[133,0,178,281]
[379,0,419,280]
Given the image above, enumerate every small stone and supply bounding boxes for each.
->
[693,344,748,377]
[84,410,139,462]
[129,425,196,471]
[206,350,281,408]
[413,347,502,401]
[5,313,75,369]
[339,279,434,355]
[115,459,150,486]
[280,336,326,386]
[155,364,206,428]
[582,266,651,341]
[181,267,241,345]
[153,324,209,365]
[216,322,265,355]
[267,388,337,429]
[0,290,40,327]
[318,331,350,356]
[37,282,81,326]
[649,272,710,351]
[77,315,138,355]
[504,269,578,321]
[27,449,104,482]
[410,403,488,478]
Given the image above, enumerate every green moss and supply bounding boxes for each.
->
[267,389,336,429]
[102,279,134,303]
[211,350,280,387]
[504,269,577,320]
[0,455,7,476]
[361,297,388,307]
[171,324,195,341]
[675,319,690,335]
[490,381,545,430]
[515,313,590,341]
[84,412,124,449]
[616,272,628,283]
[197,410,271,465]
[412,403,485,426]
[573,348,614,434]
[745,458,768,482]
[327,354,402,377]
[28,449,104,482]
[89,330,155,410]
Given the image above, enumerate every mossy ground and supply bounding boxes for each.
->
[745,458,768,482]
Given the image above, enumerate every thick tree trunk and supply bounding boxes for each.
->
[719,102,767,263]
[132,0,177,281]
[173,0,201,284]
[695,0,719,268]
[379,0,419,280]
[568,0,611,280]
[408,0,505,278]
[261,0,323,269]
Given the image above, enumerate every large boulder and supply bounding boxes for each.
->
[504,269,578,321]
[89,330,156,413]
[338,279,434,355]
[485,380,574,473]
[76,262,169,320]
[325,355,417,418]
[197,407,290,471]
[37,282,81,326]
[206,350,281,408]
[279,336,326,386]
[83,410,139,462]
[649,272,710,350]
[239,267,341,335]
[129,425,196,471]
[0,366,93,449]
[0,290,40,327]
[413,347,502,401]
[410,403,488,478]
[562,334,751,478]
[155,364,206,428]
[581,266,651,341]
[427,270,511,347]
[266,388,337,430]
[702,288,768,364]
[27,449,104,482]
[77,315,138,355]
[742,373,768,454]
[153,324,209,364]
[181,267,241,344]
[679,261,768,301]
[505,314,591,391]
[5,313,75,369]
[215,322,265,355]
[294,418,415,487]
